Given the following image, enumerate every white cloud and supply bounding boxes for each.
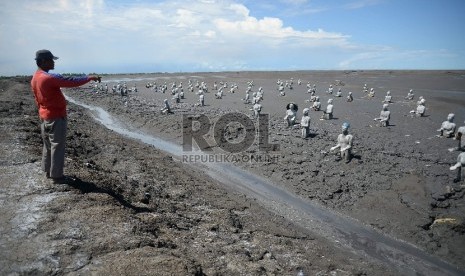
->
[204,30,216,38]
[3,0,426,75]
[344,0,384,10]
[279,0,309,5]
[173,9,199,28]
[337,47,458,69]
[214,16,347,41]
[26,0,104,17]
[229,3,250,17]
[338,52,384,68]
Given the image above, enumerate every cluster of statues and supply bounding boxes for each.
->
[92,83,109,94]
[145,81,168,93]
[158,80,213,111]
[91,82,137,96]
[154,77,464,182]
[440,113,465,182]
[285,83,463,179]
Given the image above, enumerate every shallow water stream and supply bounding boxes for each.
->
[66,95,463,276]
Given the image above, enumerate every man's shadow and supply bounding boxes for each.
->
[67,177,151,213]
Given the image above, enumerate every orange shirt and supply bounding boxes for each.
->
[31,69,92,120]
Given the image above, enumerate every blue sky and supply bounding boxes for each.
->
[0,0,464,76]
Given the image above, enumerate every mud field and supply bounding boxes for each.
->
[1,71,465,275]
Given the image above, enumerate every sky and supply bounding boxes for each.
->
[0,0,464,76]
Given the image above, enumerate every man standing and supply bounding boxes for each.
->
[31,49,101,183]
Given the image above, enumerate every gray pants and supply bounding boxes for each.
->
[41,118,67,178]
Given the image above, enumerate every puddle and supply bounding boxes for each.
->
[65,95,463,276]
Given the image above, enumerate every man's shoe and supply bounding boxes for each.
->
[51,176,76,184]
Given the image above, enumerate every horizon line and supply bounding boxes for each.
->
[3,68,465,78]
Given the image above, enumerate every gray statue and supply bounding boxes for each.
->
[330,122,353,163]
[374,103,390,127]
[300,108,311,139]
[437,113,456,137]
[450,152,465,183]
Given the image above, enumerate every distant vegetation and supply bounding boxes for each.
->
[0,75,31,79]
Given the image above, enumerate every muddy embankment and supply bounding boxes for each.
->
[1,77,400,275]
[64,71,465,274]
[60,72,465,272]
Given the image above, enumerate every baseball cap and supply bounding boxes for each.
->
[35,49,59,60]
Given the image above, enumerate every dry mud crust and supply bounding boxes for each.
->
[66,70,465,271]
[1,78,392,275]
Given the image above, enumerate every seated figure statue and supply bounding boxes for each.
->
[374,104,390,126]
[330,122,353,163]
[438,113,456,138]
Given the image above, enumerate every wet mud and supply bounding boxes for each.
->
[67,95,463,275]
